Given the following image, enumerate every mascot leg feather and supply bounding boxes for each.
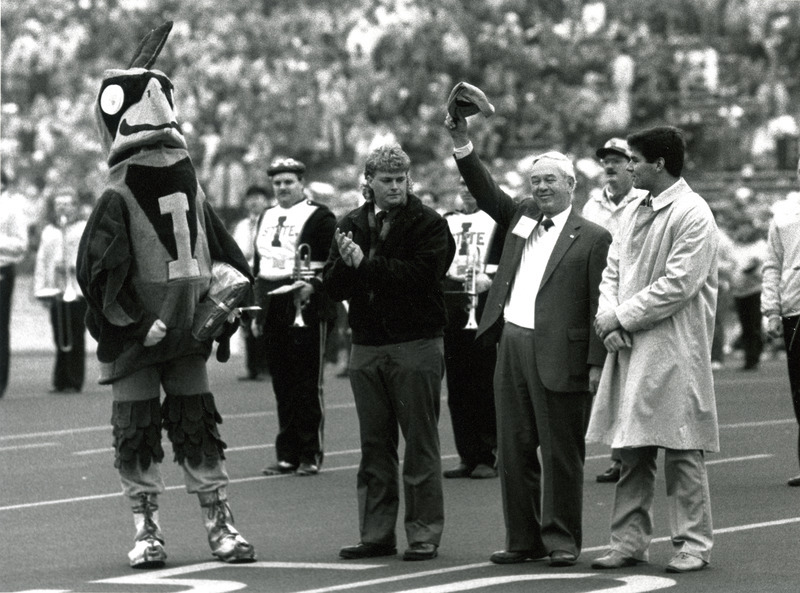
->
[112,399,168,568]
[162,392,256,563]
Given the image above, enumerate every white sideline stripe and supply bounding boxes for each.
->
[0,403,357,442]
[72,445,366,457]
[0,442,58,452]
[3,413,795,444]
[582,516,800,553]
[0,452,766,513]
[706,453,771,465]
[721,419,794,429]
[0,463,363,511]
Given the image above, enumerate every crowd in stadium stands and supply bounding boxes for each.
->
[4,0,800,243]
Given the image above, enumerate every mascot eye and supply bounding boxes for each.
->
[100,84,125,115]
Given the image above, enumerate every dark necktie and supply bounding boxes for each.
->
[459,222,473,255]
[541,217,554,232]
[272,216,286,246]
[376,210,387,231]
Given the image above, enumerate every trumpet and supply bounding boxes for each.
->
[464,246,482,330]
[292,243,315,327]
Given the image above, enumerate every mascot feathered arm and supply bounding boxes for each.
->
[77,190,159,361]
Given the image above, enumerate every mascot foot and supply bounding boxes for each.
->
[200,490,256,563]
[129,493,167,569]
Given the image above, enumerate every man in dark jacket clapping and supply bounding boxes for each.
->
[324,143,455,562]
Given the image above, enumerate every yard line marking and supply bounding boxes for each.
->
[73,447,113,456]
[721,419,794,429]
[0,442,58,452]
[706,453,772,465]
[0,403,358,443]
[72,445,366,457]
[11,413,788,445]
[0,463,364,511]
[0,452,767,513]
[0,426,108,441]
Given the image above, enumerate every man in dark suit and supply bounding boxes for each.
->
[444,113,611,567]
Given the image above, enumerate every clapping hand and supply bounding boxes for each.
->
[335,228,364,268]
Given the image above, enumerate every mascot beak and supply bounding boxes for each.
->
[115,77,185,150]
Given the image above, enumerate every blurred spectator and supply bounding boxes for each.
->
[232,185,272,381]
[712,227,737,369]
[0,171,29,399]
[583,137,647,484]
[33,188,87,393]
[731,224,767,371]
[762,163,800,487]
[582,138,647,237]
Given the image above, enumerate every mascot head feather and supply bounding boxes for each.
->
[95,21,188,166]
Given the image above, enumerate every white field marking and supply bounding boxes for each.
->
[0,442,58,452]
[706,453,772,465]
[11,590,69,593]
[9,414,793,448]
[0,425,108,441]
[388,574,676,593]
[588,453,772,464]
[71,445,367,457]
[0,450,764,513]
[0,403,358,443]
[91,561,382,593]
[287,565,676,593]
[0,463,364,511]
[720,418,794,429]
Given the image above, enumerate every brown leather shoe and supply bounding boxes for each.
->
[591,550,643,569]
[403,543,438,561]
[490,549,547,564]
[665,552,708,573]
[339,542,396,559]
[549,550,577,567]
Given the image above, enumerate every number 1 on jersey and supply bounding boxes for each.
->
[159,192,200,280]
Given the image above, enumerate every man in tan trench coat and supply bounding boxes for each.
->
[587,126,719,574]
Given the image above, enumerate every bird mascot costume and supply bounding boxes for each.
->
[77,21,256,568]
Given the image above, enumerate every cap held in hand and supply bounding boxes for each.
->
[447,82,495,121]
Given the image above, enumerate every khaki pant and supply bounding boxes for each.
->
[609,447,714,562]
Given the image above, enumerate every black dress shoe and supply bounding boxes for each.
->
[339,542,397,559]
[443,463,472,478]
[549,550,577,567]
[490,549,547,564]
[262,461,297,476]
[596,465,621,483]
[788,474,800,487]
[403,543,438,561]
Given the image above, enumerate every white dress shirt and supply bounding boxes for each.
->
[503,206,572,329]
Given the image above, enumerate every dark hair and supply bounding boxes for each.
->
[627,126,685,177]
